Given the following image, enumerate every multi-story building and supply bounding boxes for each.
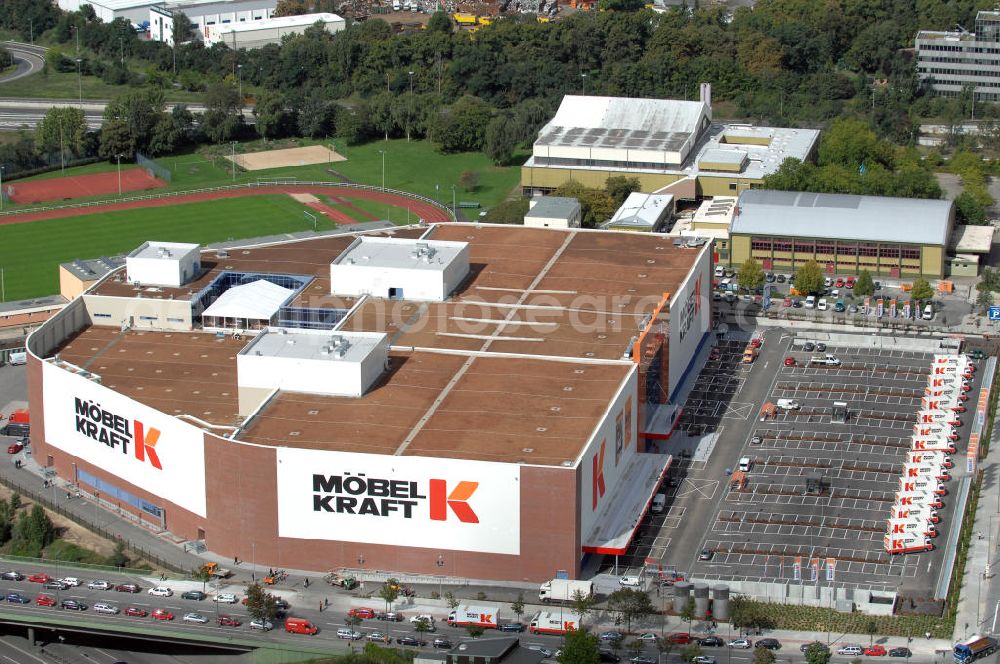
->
[149,0,276,45]
[916,10,1000,101]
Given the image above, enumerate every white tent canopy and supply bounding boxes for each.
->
[202,280,294,321]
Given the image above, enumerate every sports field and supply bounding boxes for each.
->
[2,195,336,301]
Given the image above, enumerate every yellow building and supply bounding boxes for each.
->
[728,190,956,279]
[520,85,820,198]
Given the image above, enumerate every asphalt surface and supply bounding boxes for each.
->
[0,98,252,130]
[0,42,45,86]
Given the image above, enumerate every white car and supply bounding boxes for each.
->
[148,586,173,597]
[410,614,434,624]
[817,298,828,311]
[638,633,657,641]
[93,602,119,615]
[60,577,81,587]
[250,618,273,631]
[214,593,238,604]
[87,580,111,590]
[183,612,208,624]
[805,295,816,309]
[618,576,642,587]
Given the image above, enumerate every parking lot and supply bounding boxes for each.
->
[684,341,981,594]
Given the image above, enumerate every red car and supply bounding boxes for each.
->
[667,633,693,645]
[846,277,856,288]
[27,573,51,583]
[218,615,242,627]
[6,443,22,454]
[750,338,763,348]
[952,406,967,413]
[784,357,795,367]
[152,608,174,621]
[125,606,148,617]
[348,607,376,619]
[35,594,56,607]
[864,646,887,656]
[835,278,844,288]
[114,583,140,593]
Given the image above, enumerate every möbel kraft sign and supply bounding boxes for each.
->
[277,448,520,554]
[42,362,207,517]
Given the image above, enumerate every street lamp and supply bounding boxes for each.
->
[76,58,82,104]
[231,141,237,181]
[451,184,456,216]
[378,149,386,191]
[71,25,79,55]
[237,64,243,109]
[581,72,587,95]
[0,165,5,212]
[115,155,122,196]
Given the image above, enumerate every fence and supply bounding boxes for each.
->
[136,151,172,184]
[0,180,456,222]
[0,473,187,575]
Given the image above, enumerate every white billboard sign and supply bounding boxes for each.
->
[276,448,520,554]
[41,361,207,517]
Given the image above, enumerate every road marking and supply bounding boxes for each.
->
[0,638,48,664]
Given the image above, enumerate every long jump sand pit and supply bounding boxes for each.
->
[228,145,346,171]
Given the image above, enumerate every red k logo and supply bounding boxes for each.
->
[903,482,916,492]
[592,440,606,510]
[133,421,162,470]
[693,276,702,315]
[429,479,479,523]
[899,497,913,505]
[892,524,905,533]
[907,468,918,477]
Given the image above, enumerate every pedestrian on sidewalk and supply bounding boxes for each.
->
[325,598,329,608]
[319,602,323,612]
[304,578,310,588]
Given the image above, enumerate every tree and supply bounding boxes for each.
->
[794,260,825,295]
[977,285,993,313]
[570,588,598,626]
[653,637,676,663]
[511,593,525,623]
[444,592,460,610]
[681,643,703,662]
[192,565,212,592]
[484,114,521,166]
[274,0,309,16]
[753,647,776,664]
[466,625,485,639]
[627,640,644,661]
[854,270,875,297]
[172,12,194,43]
[605,176,641,207]
[679,596,696,631]
[804,643,832,664]
[430,95,493,153]
[0,46,12,71]
[426,10,453,33]
[484,199,529,224]
[459,170,479,192]
[738,258,765,292]
[865,619,878,645]
[244,582,278,621]
[955,191,988,225]
[558,627,600,664]
[254,90,294,140]
[379,581,399,614]
[99,117,136,161]
[9,494,21,512]
[413,617,432,641]
[910,278,933,302]
[147,114,181,156]
[606,589,654,633]
[108,541,129,568]
[36,107,89,158]
[201,81,244,143]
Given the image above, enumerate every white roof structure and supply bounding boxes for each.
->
[333,237,468,272]
[949,224,995,254]
[128,241,199,261]
[241,329,387,364]
[731,190,955,246]
[202,280,293,320]
[605,192,673,230]
[215,11,340,32]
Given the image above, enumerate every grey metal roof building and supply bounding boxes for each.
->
[731,190,955,246]
[916,11,1000,102]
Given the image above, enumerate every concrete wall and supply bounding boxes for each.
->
[26,299,90,359]
[697,176,758,198]
[520,167,686,194]
[59,267,94,301]
[696,579,896,616]
[82,295,193,331]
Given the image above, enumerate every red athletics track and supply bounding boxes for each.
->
[0,185,452,225]
[8,168,166,204]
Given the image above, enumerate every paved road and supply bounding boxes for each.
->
[0,98,253,130]
[0,42,46,85]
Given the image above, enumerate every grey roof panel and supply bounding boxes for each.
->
[731,190,954,246]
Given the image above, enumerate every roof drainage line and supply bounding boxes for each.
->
[78,326,131,371]
[395,231,579,456]
[386,302,429,347]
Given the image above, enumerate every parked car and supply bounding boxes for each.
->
[125,606,148,617]
[6,443,22,454]
[250,618,273,631]
[618,576,642,587]
[338,628,363,640]
[803,342,816,352]
[60,578,81,587]
[61,599,86,611]
[631,657,656,664]
[183,612,208,624]
[668,633,693,645]
[499,623,525,632]
[93,602,119,615]
[0,571,23,581]
[846,277,855,288]
[600,631,624,642]
[637,633,658,642]
[750,434,762,445]
[27,573,51,583]
[729,639,752,649]
[214,593,238,604]
[433,638,453,649]
[599,651,621,663]
[800,642,829,653]
[368,631,386,642]
[151,608,174,621]
[699,549,714,560]
[784,356,795,367]
[816,343,827,352]
[350,607,376,619]
[397,636,427,647]
[699,637,724,647]
[692,658,716,664]
[527,646,553,658]
[148,586,173,597]
[864,646,887,656]
[114,583,140,593]
[837,646,863,656]
[888,647,912,658]
[817,298,828,311]
[5,593,29,604]
[35,594,56,607]
[87,580,111,591]
[43,580,69,590]
[181,590,206,601]
[756,639,781,650]
[218,615,241,627]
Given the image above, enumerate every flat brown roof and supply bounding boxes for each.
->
[51,224,699,466]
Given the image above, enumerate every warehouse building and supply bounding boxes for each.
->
[27,224,711,581]
[523,196,582,229]
[728,190,956,278]
[521,86,820,198]
[203,12,345,48]
[916,10,1000,102]
[149,0,277,45]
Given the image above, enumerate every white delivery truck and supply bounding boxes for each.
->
[911,437,957,453]
[447,605,499,629]
[902,462,951,482]
[907,451,953,468]
[887,518,937,538]
[899,477,947,496]
[891,503,940,524]
[895,490,944,510]
[528,611,581,635]
[884,533,933,554]
[538,579,594,603]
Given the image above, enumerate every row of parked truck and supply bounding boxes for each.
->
[883,354,975,554]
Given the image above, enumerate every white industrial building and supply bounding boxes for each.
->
[204,12,345,48]
[329,237,470,302]
[149,0,276,45]
[603,192,674,232]
[59,0,273,29]
[523,196,581,229]
[125,241,201,288]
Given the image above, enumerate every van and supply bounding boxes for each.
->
[651,493,666,513]
[7,352,25,366]
[805,295,816,309]
[285,617,318,635]
[738,456,752,472]
[714,265,725,278]
[922,304,934,321]
[392,0,401,8]
[776,399,800,410]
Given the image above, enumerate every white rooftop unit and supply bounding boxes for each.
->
[237,328,390,398]
[125,241,201,287]
[202,280,293,322]
[330,237,470,302]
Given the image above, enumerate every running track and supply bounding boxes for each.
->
[0,185,451,225]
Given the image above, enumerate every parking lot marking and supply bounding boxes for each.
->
[676,479,719,500]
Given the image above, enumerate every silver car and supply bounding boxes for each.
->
[183,612,208,624]
[249,618,273,631]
